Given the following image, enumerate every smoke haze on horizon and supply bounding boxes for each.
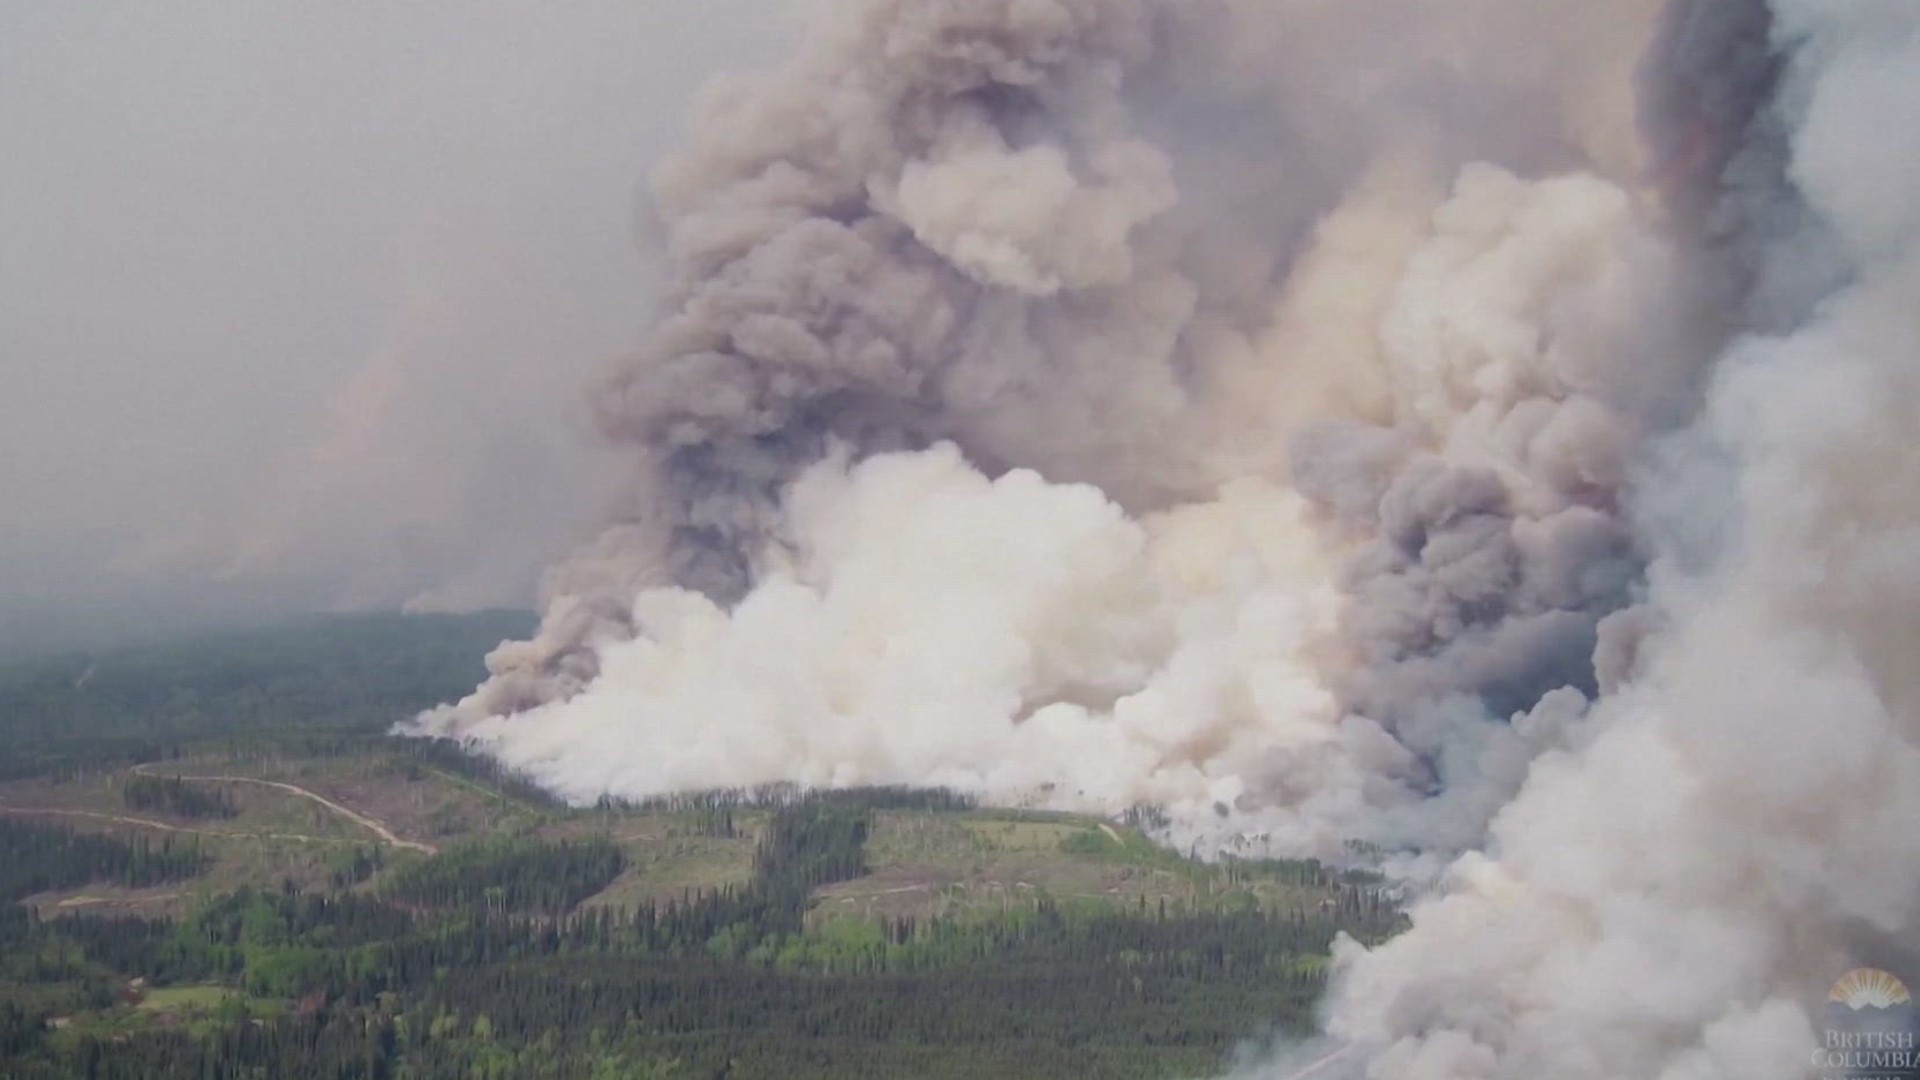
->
[0,1,795,653]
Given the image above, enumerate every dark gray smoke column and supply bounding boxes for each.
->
[1266,0,1795,815]
[420,0,1679,786]
[435,0,1172,719]
[1321,0,1920,1075]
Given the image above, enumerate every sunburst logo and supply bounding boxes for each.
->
[1830,969,1913,1011]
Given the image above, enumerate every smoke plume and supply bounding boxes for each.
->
[411,0,1920,1074]
[1324,3,1920,1077]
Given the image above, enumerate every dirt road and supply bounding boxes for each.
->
[0,804,360,847]
[132,766,437,855]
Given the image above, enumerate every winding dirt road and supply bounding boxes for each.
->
[131,766,437,855]
[1,767,437,855]
[0,804,361,847]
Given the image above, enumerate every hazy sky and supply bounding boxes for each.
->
[0,1,794,650]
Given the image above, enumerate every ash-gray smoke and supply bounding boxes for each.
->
[444,0,1167,717]
[1643,0,1847,338]
[1253,0,1862,862]
[402,2,1920,1078]
[424,0,1679,797]
[1288,427,1638,782]
[1323,1,1920,1076]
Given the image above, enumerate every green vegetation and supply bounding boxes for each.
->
[0,820,208,901]
[0,612,1403,1079]
[0,791,1397,1079]
[0,609,534,779]
[381,836,626,915]
[132,984,240,1013]
[122,774,238,819]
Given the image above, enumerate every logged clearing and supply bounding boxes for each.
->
[2,752,1350,925]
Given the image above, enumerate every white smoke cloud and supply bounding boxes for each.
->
[439,444,1346,826]
[413,0,1919,1076]
[1322,3,1920,1078]
[420,141,1681,863]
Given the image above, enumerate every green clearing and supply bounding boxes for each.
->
[0,611,1401,1080]
[133,984,239,1013]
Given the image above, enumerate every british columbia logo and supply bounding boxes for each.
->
[1816,969,1919,1080]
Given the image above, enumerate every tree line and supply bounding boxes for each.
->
[0,792,1402,1079]
[122,774,238,819]
[0,820,208,903]
[380,837,626,916]
[0,610,534,779]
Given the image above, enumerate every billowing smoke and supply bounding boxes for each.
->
[410,0,1920,1074]
[416,0,1681,852]
[1322,3,1920,1077]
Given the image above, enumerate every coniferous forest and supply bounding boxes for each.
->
[0,613,1405,1080]
[122,775,239,820]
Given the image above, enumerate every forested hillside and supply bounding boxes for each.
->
[0,610,534,779]
[0,614,1403,1079]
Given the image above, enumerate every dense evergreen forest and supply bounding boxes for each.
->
[0,612,1405,1079]
[0,610,534,779]
[381,837,627,916]
[122,775,238,819]
[0,793,1396,1079]
[0,821,209,905]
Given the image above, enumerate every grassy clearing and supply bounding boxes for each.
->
[9,752,1347,931]
[824,808,1344,925]
[134,985,238,1013]
[6,749,780,914]
[958,817,1090,853]
[579,835,762,910]
[20,883,189,920]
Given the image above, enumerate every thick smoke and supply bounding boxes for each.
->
[416,0,1680,855]
[1323,3,1920,1077]
[413,1,1918,1075]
